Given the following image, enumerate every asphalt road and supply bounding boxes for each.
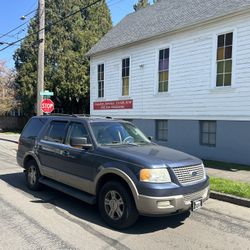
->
[0,138,250,250]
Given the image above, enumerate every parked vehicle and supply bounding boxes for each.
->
[17,115,210,229]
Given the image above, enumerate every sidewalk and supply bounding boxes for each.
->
[0,133,20,144]
[206,167,250,184]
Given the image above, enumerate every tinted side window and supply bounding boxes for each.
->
[66,123,91,147]
[44,121,68,143]
[22,118,47,139]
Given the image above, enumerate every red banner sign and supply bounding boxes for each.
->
[94,99,133,110]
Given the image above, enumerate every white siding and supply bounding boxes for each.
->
[90,12,250,121]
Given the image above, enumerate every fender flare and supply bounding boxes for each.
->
[22,152,43,173]
[94,168,140,206]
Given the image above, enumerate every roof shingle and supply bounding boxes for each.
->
[87,0,250,56]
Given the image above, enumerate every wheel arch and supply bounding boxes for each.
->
[23,153,40,170]
[94,168,139,207]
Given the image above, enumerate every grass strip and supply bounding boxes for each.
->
[210,177,250,199]
[204,160,250,172]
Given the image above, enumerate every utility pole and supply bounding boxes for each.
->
[37,0,45,115]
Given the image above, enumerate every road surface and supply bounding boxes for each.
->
[0,137,249,250]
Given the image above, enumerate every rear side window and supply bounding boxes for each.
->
[44,121,68,143]
[21,118,47,139]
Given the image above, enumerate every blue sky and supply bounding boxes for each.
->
[0,0,153,69]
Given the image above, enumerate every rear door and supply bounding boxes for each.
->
[37,120,69,174]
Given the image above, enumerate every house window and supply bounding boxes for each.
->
[122,58,130,96]
[216,32,233,87]
[158,48,169,92]
[98,64,104,98]
[200,121,216,146]
[156,120,168,141]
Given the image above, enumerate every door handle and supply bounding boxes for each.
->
[62,150,70,157]
[35,144,42,150]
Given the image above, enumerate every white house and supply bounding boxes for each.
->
[87,0,250,165]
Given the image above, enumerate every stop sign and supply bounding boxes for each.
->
[41,99,54,113]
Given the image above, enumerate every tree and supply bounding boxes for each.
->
[14,0,112,115]
[0,61,16,115]
[133,0,150,11]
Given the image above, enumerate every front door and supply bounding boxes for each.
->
[61,122,94,181]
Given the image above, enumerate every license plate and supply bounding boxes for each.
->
[192,199,203,211]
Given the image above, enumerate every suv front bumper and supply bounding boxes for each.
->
[136,186,210,216]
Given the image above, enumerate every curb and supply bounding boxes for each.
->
[0,138,18,144]
[210,191,250,208]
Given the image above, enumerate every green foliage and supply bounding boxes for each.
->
[133,0,160,12]
[14,0,112,115]
[133,0,150,11]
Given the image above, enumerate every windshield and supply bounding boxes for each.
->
[90,121,151,145]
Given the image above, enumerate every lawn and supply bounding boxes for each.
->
[210,177,250,200]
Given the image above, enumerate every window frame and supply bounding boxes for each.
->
[155,44,172,95]
[120,56,131,97]
[43,120,69,144]
[212,29,237,89]
[65,122,92,148]
[200,121,217,147]
[155,120,168,142]
[97,63,105,99]
[96,62,105,99]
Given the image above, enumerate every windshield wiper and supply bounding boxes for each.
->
[122,142,139,146]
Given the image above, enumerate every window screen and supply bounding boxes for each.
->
[122,58,130,96]
[200,121,216,146]
[98,64,104,98]
[156,120,168,141]
[158,48,169,92]
[216,32,233,87]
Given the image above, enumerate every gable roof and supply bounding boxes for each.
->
[87,0,250,56]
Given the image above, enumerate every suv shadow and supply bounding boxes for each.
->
[0,171,190,234]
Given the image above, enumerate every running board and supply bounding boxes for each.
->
[39,177,96,205]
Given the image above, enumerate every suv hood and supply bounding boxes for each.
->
[97,143,201,168]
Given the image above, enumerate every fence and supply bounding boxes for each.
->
[0,116,28,131]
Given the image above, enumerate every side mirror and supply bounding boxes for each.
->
[70,137,92,150]
[148,136,153,141]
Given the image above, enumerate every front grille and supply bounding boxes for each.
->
[172,164,205,185]
[184,188,207,202]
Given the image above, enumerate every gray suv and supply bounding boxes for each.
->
[17,115,209,229]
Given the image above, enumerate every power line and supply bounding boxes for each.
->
[0,0,103,53]
[0,5,38,41]
[0,20,30,40]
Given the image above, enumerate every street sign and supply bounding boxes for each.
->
[40,90,54,96]
[41,99,54,113]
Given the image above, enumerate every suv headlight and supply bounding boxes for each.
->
[140,168,171,183]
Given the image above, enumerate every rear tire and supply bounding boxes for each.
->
[25,160,42,191]
[98,181,138,230]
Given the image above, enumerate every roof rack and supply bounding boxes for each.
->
[44,113,113,119]
[44,113,78,117]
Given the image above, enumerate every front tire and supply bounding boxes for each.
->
[98,181,138,229]
[25,160,42,191]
